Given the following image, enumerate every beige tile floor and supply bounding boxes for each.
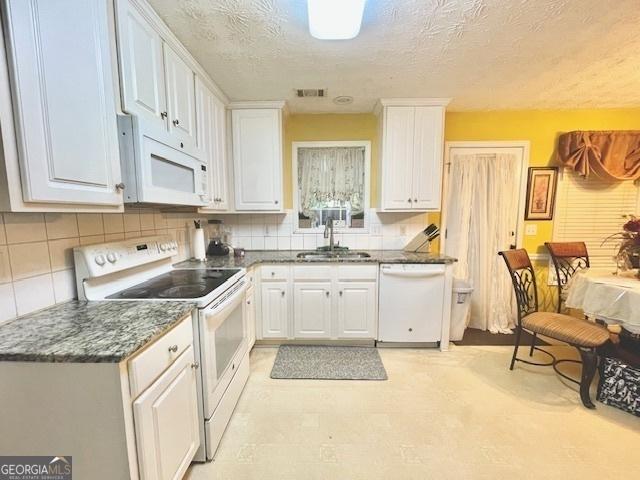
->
[186,345,639,480]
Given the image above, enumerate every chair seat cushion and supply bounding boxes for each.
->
[523,312,610,347]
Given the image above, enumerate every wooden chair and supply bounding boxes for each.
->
[545,242,590,313]
[498,249,609,408]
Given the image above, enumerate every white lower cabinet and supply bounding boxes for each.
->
[132,343,200,480]
[336,282,377,339]
[257,264,378,340]
[294,282,332,338]
[260,281,290,338]
[246,286,256,348]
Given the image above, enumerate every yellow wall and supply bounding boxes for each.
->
[283,114,379,208]
[445,108,640,252]
[283,108,640,253]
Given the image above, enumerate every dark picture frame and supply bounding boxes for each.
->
[525,167,558,220]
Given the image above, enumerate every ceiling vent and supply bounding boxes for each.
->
[296,88,326,98]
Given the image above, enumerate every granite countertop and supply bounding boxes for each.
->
[173,250,456,270]
[0,301,196,363]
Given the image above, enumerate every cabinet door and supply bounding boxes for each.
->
[293,283,332,338]
[337,282,377,338]
[3,0,122,205]
[381,107,415,210]
[261,282,289,338]
[196,78,228,210]
[164,45,197,148]
[411,106,444,210]
[232,109,282,211]
[245,287,256,349]
[117,0,167,132]
[133,345,200,480]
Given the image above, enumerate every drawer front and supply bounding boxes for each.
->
[261,265,289,281]
[129,313,194,398]
[293,265,332,281]
[337,265,378,281]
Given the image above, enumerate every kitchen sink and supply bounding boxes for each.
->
[296,251,371,260]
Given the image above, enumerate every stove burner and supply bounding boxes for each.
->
[157,284,208,298]
[106,268,242,300]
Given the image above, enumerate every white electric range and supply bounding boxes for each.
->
[74,235,250,462]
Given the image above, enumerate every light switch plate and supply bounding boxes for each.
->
[525,224,537,236]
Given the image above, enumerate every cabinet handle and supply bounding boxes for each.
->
[173,119,180,126]
[160,111,167,119]
[414,198,418,203]
[247,300,251,305]
[191,362,200,369]
[275,200,279,205]
[339,291,343,296]
[115,182,125,191]
[281,291,285,297]
[407,198,412,203]
[168,344,178,353]
[325,291,330,297]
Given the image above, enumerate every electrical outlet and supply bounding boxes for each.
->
[525,224,537,236]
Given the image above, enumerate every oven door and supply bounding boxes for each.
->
[199,279,248,418]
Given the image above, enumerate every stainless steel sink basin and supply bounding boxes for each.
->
[296,251,371,260]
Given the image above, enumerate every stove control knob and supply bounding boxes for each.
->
[160,243,167,252]
[172,242,178,250]
[95,254,106,266]
[107,252,117,263]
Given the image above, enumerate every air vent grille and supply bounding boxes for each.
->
[296,89,326,98]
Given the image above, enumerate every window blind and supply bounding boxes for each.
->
[553,169,640,269]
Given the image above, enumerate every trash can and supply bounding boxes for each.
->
[449,278,474,341]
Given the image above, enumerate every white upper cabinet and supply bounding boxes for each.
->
[196,78,229,210]
[231,103,284,211]
[164,45,196,148]
[117,2,167,132]
[377,99,449,211]
[1,0,122,208]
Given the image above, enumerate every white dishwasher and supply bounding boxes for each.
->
[378,263,445,343]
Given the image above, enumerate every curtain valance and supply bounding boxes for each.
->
[557,131,640,181]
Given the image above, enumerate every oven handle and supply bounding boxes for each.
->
[203,280,247,328]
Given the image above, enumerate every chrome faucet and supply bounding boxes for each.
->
[324,218,335,251]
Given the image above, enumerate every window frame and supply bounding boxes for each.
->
[292,140,371,234]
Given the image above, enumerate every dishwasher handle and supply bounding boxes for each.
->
[380,268,444,279]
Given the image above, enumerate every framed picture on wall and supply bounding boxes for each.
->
[525,167,558,220]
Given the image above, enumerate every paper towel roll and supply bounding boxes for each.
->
[190,228,206,261]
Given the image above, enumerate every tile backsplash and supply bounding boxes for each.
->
[0,208,197,324]
[0,208,431,323]
[210,209,431,252]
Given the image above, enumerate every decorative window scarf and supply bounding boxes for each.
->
[557,131,640,181]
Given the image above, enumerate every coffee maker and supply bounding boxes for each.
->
[205,219,230,256]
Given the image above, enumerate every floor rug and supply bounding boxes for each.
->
[270,345,387,380]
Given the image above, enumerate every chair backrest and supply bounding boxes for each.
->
[545,242,590,312]
[498,249,539,324]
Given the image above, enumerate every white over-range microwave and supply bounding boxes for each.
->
[117,115,209,206]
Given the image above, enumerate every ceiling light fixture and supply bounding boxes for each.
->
[307,0,366,40]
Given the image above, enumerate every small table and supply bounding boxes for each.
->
[565,269,640,335]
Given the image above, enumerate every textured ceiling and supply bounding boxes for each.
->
[148,0,640,113]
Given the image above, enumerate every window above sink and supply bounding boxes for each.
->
[293,141,371,233]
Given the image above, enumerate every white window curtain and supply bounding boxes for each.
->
[298,147,365,218]
[445,153,520,333]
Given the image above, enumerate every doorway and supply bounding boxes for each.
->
[441,142,529,334]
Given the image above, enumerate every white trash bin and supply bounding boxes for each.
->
[449,278,474,342]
